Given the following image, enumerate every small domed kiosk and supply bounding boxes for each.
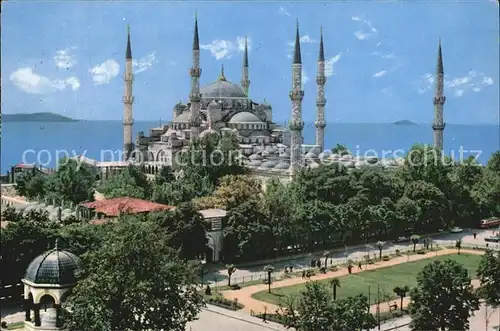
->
[22,240,81,331]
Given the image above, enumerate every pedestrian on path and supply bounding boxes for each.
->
[302,270,306,279]
[358,261,362,270]
[473,232,477,239]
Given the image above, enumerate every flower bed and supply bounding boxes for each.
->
[206,295,244,311]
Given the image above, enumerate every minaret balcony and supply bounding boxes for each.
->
[189,92,202,102]
[314,120,326,129]
[289,90,304,101]
[316,76,326,85]
[241,79,250,86]
[433,96,446,105]
[432,123,446,130]
[123,118,134,125]
[122,96,135,104]
[288,119,304,131]
[189,67,202,77]
[123,73,134,81]
[316,98,326,107]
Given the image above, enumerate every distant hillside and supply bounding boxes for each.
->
[2,112,78,122]
[393,120,417,125]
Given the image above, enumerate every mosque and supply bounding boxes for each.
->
[123,16,328,178]
[121,16,446,179]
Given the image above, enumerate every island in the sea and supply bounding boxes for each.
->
[2,112,78,122]
[393,120,417,125]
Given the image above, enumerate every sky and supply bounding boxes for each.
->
[2,1,499,124]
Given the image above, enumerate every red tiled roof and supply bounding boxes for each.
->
[79,197,174,217]
[14,163,36,169]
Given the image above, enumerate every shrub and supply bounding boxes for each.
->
[383,256,390,261]
[230,284,241,290]
[205,285,212,295]
[395,249,401,256]
[1,321,7,329]
[417,249,426,255]
[330,265,339,272]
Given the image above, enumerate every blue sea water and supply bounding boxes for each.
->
[1,121,499,173]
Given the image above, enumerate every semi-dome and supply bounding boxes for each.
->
[24,242,81,286]
[229,112,262,123]
[248,153,263,161]
[173,111,190,122]
[201,80,247,99]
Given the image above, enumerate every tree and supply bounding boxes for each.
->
[263,265,275,293]
[151,203,207,260]
[15,170,46,199]
[226,264,236,287]
[99,164,151,199]
[279,282,375,331]
[486,151,500,173]
[376,241,386,259]
[329,278,340,301]
[154,165,175,185]
[476,250,500,308]
[193,175,261,211]
[393,285,409,312]
[66,220,203,331]
[331,143,350,156]
[408,259,479,331]
[279,281,335,331]
[410,235,421,252]
[455,239,462,255]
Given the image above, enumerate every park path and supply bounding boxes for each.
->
[221,249,484,315]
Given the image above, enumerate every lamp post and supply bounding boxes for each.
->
[201,260,206,286]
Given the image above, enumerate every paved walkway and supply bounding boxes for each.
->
[209,228,499,285]
[220,249,484,315]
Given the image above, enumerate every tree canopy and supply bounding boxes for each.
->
[408,259,479,331]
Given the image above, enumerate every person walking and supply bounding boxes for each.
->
[358,261,362,270]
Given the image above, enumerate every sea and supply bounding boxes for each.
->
[1,121,499,174]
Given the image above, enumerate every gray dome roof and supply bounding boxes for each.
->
[24,244,81,285]
[173,111,190,122]
[247,160,262,167]
[201,80,246,98]
[260,161,278,169]
[229,112,262,123]
[274,162,290,170]
[305,152,317,159]
[249,153,262,160]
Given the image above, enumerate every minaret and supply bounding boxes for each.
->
[189,13,202,141]
[315,26,327,152]
[123,25,134,160]
[288,20,305,174]
[241,36,250,96]
[432,38,446,151]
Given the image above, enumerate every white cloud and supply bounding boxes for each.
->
[54,46,77,69]
[417,70,495,96]
[278,6,291,16]
[89,60,120,85]
[325,53,342,77]
[302,70,309,85]
[201,37,252,60]
[372,51,396,60]
[354,31,369,40]
[352,15,377,40]
[132,52,157,74]
[373,70,388,78]
[9,67,80,94]
[287,35,317,47]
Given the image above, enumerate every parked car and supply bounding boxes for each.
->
[484,236,500,243]
[395,236,410,243]
[450,227,463,233]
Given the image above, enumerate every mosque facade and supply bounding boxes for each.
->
[124,17,328,177]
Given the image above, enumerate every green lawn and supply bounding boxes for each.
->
[252,253,482,306]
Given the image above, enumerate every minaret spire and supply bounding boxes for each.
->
[241,36,250,96]
[189,13,202,141]
[123,25,134,160]
[218,64,226,81]
[432,37,446,151]
[288,19,305,175]
[293,19,302,64]
[315,26,327,152]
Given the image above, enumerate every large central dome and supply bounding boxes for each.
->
[201,80,246,99]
